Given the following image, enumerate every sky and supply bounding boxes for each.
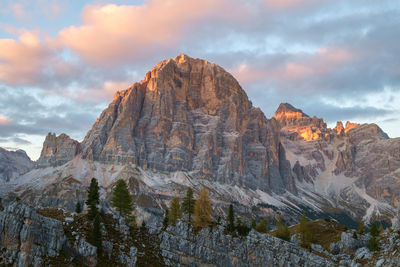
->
[0,0,399,161]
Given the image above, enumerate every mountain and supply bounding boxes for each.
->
[0,147,33,183]
[2,54,399,228]
[37,133,80,168]
[80,54,295,194]
[275,103,399,223]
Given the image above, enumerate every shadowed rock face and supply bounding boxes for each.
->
[81,54,295,194]
[0,202,67,266]
[0,148,33,182]
[37,133,80,168]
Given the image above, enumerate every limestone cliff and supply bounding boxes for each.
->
[81,54,295,194]
[37,133,80,168]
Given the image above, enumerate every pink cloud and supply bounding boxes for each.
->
[231,47,355,85]
[264,0,321,9]
[56,0,246,66]
[0,30,54,84]
[0,116,11,125]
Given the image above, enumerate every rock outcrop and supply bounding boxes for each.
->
[0,148,34,182]
[37,133,80,168]
[160,221,334,266]
[0,201,67,266]
[81,54,295,194]
[273,103,332,141]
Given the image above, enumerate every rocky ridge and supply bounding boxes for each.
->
[160,221,335,267]
[0,147,33,183]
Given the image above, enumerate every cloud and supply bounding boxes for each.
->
[56,0,246,65]
[0,116,11,125]
[0,30,54,85]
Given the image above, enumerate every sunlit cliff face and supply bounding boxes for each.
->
[273,103,360,142]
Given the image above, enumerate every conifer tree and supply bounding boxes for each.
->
[75,201,82,213]
[182,187,196,223]
[275,216,290,241]
[162,209,169,229]
[298,212,312,248]
[357,220,365,234]
[369,220,379,237]
[282,224,291,241]
[225,204,235,232]
[255,219,268,233]
[368,235,379,251]
[111,179,134,218]
[194,187,213,229]
[169,196,181,225]
[235,218,250,236]
[91,213,102,254]
[86,178,100,220]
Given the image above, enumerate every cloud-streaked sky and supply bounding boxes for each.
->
[1,0,399,160]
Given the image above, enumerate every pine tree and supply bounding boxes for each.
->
[91,213,102,254]
[368,235,379,251]
[369,220,379,237]
[111,179,134,218]
[194,187,213,229]
[162,209,169,229]
[86,178,100,220]
[169,196,181,225]
[255,219,268,233]
[236,218,251,236]
[182,187,196,223]
[75,201,82,213]
[225,204,235,232]
[357,220,365,235]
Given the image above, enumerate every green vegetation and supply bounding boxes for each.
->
[181,187,196,223]
[86,178,99,220]
[298,212,313,248]
[91,213,102,254]
[75,201,82,214]
[275,216,290,241]
[169,196,181,225]
[357,220,365,235]
[162,209,169,229]
[194,187,213,229]
[236,218,251,236]
[255,219,268,233]
[368,220,380,251]
[225,204,235,233]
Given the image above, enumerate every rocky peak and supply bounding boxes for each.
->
[0,147,34,182]
[37,133,80,168]
[81,54,295,194]
[274,103,330,141]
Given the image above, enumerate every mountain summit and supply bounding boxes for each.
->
[80,54,296,193]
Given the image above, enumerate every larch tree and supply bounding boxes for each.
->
[169,196,181,225]
[298,212,312,248]
[182,187,196,223]
[255,219,268,233]
[194,187,213,229]
[357,220,365,235]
